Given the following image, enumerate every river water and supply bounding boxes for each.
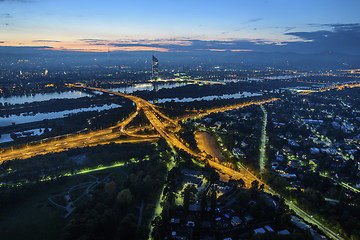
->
[0,82,192,105]
[0,90,92,105]
[106,82,192,94]
[153,91,262,103]
[0,128,51,144]
[0,104,121,127]
[0,81,257,128]
[0,82,191,129]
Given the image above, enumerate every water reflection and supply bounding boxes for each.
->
[0,104,121,127]
[153,92,262,103]
[0,82,192,106]
[0,90,92,105]
[0,128,50,144]
[106,82,193,93]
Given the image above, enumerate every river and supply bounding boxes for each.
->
[0,128,51,144]
[153,91,262,103]
[0,103,121,127]
[106,81,193,94]
[0,90,92,105]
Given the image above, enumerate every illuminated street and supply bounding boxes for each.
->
[0,84,353,240]
[1,1,359,239]
[259,104,267,173]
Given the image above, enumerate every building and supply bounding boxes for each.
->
[152,55,159,80]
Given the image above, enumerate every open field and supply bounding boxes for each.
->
[195,131,225,162]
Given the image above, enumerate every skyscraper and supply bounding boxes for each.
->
[152,55,159,81]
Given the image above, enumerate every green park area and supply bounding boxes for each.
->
[0,165,129,240]
[0,142,169,240]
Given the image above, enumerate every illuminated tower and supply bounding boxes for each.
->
[152,55,159,80]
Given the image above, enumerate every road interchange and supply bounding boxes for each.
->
[0,84,342,239]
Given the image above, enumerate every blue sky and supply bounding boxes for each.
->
[0,0,359,54]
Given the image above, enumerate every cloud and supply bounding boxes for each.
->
[219,17,264,35]
[112,46,171,52]
[0,13,12,18]
[0,46,53,49]
[78,38,108,43]
[27,38,257,53]
[241,17,264,25]
[33,40,62,43]
[2,22,360,55]
[233,18,263,31]
[53,48,104,52]
[309,23,360,32]
[109,39,256,53]
[286,30,331,41]
[0,46,54,55]
[284,23,360,54]
[200,48,253,52]
[105,38,193,47]
[284,27,296,32]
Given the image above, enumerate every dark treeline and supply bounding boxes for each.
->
[0,142,155,185]
[0,140,171,240]
[60,158,167,240]
[0,82,71,98]
[158,93,279,119]
[135,79,305,101]
[126,109,151,129]
[176,121,200,153]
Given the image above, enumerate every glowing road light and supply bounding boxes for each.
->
[2,85,276,165]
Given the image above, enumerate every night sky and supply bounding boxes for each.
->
[0,0,359,54]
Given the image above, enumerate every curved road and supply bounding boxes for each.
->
[0,84,341,239]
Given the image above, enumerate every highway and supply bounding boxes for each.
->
[3,81,357,163]
[0,84,343,239]
[70,85,275,159]
[0,84,277,163]
[0,131,158,163]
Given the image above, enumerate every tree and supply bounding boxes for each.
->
[200,191,207,216]
[116,213,139,239]
[251,180,259,190]
[228,179,237,187]
[116,188,132,206]
[163,167,180,205]
[205,165,220,184]
[210,186,217,213]
[238,178,245,188]
[151,216,164,240]
[183,184,197,211]
[104,181,116,197]
[228,178,245,188]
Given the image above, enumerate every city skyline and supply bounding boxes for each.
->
[0,0,359,55]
